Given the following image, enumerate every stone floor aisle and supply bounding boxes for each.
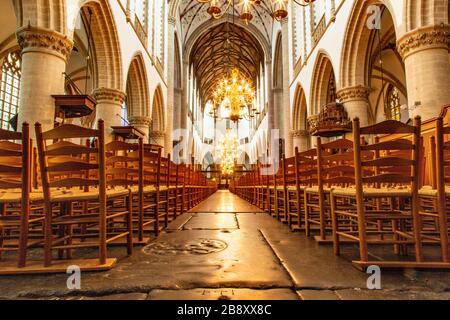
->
[0,190,448,300]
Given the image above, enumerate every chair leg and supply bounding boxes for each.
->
[126,192,133,255]
[18,203,30,268]
[330,193,340,256]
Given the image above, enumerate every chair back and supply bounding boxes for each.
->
[35,121,105,199]
[105,139,141,189]
[352,117,421,191]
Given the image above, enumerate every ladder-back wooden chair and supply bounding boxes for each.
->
[0,123,45,271]
[274,154,288,223]
[305,138,355,243]
[167,155,179,221]
[331,117,425,270]
[296,148,318,234]
[35,120,132,270]
[142,146,163,236]
[105,139,141,246]
[418,116,450,265]
[283,155,298,228]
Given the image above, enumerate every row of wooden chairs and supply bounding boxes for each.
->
[0,120,216,274]
[232,116,450,270]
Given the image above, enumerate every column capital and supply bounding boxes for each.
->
[336,85,370,103]
[129,116,151,126]
[291,130,309,138]
[149,130,166,139]
[93,88,126,105]
[16,26,73,62]
[397,25,450,59]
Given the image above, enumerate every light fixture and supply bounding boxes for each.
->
[211,68,256,122]
[217,129,238,176]
[196,0,316,22]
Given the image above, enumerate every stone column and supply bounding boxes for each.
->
[17,26,73,134]
[265,59,275,157]
[281,17,293,157]
[292,130,309,153]
[174,87,182,130]
[397,25,450,120]
[129,116,151,142]
[336,85,371,127]
[149,130,166,153]
[181,61,189,130]
[93,88,126,141]
[165,16,176,155]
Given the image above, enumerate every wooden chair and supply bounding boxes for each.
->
[273,156,287,222]
[141,146,163,236]
[304,138,355,243]
[283,156,298,228]
[330,117,430,270]
[35,120,132,270]
[294,148,317,233]
[0,123,45,271]
[167,155,179,221]
[105,139,147,245]
[418,116,450,264]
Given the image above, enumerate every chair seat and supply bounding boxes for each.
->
[305,186,332,194]
[419,185,450,197]
[332,186,412,197]
[0,189,44,203]
[50,188,129,202]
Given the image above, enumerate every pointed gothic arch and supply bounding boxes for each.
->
[310,51,336,116]
[151,85,165,132]
[126,53,150,118]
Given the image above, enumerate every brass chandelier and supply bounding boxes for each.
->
[196,0,316,22]
[211,68,257,122]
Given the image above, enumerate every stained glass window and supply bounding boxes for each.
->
[386,85,401,121]
[0,51,21,130]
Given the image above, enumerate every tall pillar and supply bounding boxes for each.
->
[181,61,189,130]
[336,85,371,126]
[281,18,293,157]
[129,116,151,142]
[165,16,176,155]
[93,88,126,141]
[265,59,275,157]
[174,87,182,130]
[17,26,73,134]
[397,25,450,120]
[292,130,309,152]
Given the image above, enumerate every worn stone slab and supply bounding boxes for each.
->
[297,290,340,300]
[184,213,239,230]
[335,289,450,300]
[190,191,262,213]
[148,288,298,300]
[237,212,448,292]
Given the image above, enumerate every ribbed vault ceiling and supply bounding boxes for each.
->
[179,0,274,46]
[190,22,264,102]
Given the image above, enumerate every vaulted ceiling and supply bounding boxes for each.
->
[190,22,264,103]
[179,0,274,47]
[178,1,270,104]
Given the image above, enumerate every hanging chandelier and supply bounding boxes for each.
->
[196,0,316,22]
[217,129,239,176]
[211,68,257,122]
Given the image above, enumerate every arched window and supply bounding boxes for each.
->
[386,85,401,121]
[0,51,21,130]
